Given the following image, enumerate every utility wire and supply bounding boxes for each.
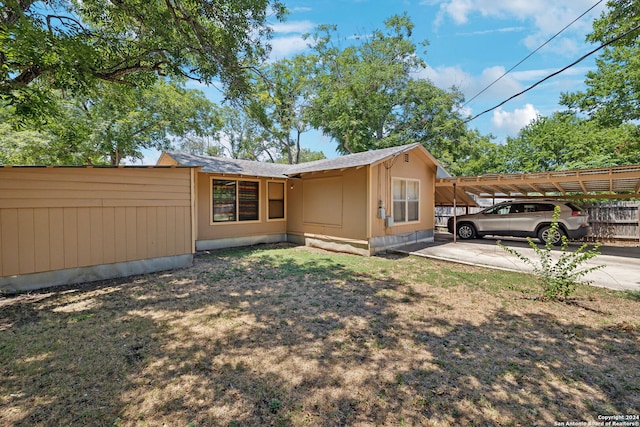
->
[464,22,640,124]
[462,0,604,108]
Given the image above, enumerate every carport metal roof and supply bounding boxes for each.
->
[435,164,640,205]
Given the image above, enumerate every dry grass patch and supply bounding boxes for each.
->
[1,243,639,426]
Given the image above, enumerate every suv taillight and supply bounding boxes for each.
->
[572,211,581,216]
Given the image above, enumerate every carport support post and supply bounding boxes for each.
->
[453,183,457,243]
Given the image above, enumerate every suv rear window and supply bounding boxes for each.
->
[535,204,555,212]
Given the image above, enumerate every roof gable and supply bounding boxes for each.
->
[287,143,432,174]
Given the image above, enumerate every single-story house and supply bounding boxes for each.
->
[157,143,447,256]
[0,143,447,292]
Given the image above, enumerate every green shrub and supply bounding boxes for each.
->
[498,206,604,300]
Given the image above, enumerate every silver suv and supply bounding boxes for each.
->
[447,200,590,245]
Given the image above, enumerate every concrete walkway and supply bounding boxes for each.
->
[393,233,640,292]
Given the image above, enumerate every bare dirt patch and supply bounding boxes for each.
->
[1,244,638,426]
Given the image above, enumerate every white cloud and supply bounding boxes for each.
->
[419,64,522,101]
[492,103,539,135]
[455,26,525,36]
[433,0,606,57]
[289,6,312,13]
[267,20,316,60]
[269,35,309,59]
[435,0,602,25]
[509,65,592,82]
[271,20,315,34]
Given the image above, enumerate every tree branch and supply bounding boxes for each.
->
[93,62,168,85]
[45,14,90,35]
[6,65,43,88]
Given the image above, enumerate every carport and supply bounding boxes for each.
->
[434,164,640,242]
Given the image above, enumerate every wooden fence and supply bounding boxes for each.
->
[436,202,640,242]
[584,202,640,242]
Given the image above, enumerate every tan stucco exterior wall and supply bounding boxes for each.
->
[195,173,287,242]
[0,167,193,279]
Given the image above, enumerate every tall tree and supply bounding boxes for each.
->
[500,112,640,173]
[306,14,421,154]
[306,14,471,160]
[211,106,272,160]
[244,55,315,164]
[1,0,286,118]
[0,81,220,165]
[560,0,640,126]
[178,134,224,157]
[0,116,58,164]
[435,129,505,177]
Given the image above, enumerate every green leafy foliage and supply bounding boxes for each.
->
[0,81,220,165]
[305,14,476,160]
[498,206,604,300]
[1,0,286,115]
[559,0,640,126]
[501,111,640,173]
[207,105,271,160]
[244,55,316,164]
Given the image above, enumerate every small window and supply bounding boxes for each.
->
[268,182,285,220]
[393,178,419,223]
[212,179,259,222]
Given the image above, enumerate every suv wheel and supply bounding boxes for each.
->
[457,223,476,240]
[538,225,564,246]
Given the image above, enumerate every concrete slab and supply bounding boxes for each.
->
[0,254,194,294]
[393,233,640,292]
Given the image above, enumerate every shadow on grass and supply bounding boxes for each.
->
[0,244,637,426]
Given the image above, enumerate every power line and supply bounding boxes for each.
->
[464,22,640,125]
[462,0,604,108]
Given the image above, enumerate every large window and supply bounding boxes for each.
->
[393,178,419,223]
[212,179,259,222]
[268,181,285,220]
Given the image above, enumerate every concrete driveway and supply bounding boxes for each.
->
[394,233,640,291]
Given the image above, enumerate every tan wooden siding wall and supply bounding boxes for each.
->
[286,168,368,240]
[369,148,437,239]
[0,168,193,278]
[195,174,287,241]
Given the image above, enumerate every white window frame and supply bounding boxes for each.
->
[392,178,420,224]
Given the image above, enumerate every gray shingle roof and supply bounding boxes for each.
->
[163,143,450,178]
[287,143,422,174]
[164,151,290,178]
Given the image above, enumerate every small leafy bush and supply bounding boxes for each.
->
[268,398,281,413]
[498,206,604,300]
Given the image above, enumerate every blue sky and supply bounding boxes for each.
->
[140,0,607,163]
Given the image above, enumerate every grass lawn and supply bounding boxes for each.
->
[1,244,639,426]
